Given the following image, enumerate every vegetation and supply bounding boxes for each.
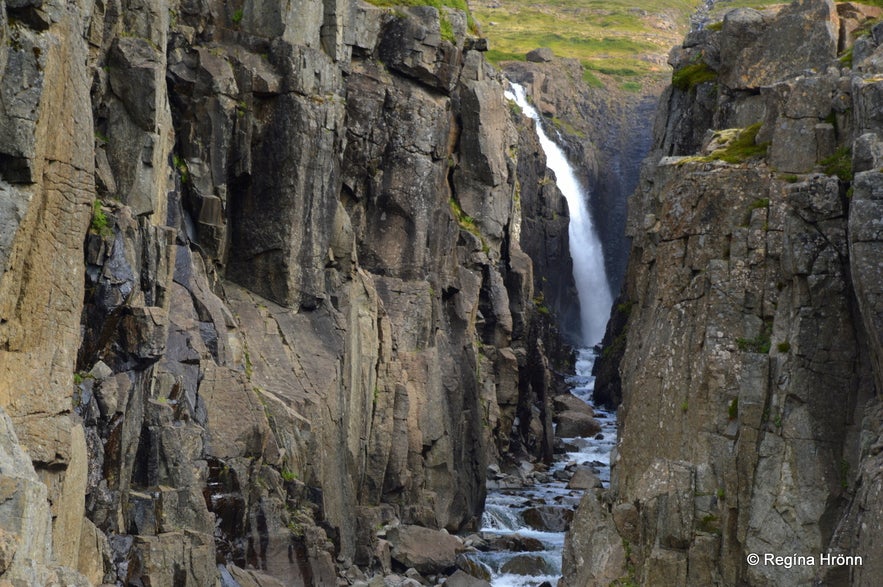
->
[449,197,490,253]
[473,0,695,84]
[231,8,244,24]
[682,123,768,166]
[749,197,770,211]
[821,145,853,182]
[90,200,112,237]
[736,319,772,354]
[473,0,784,87]
[698,514,721,534]
[710,123,768,163]
[672,60,717,91]
[173,154,190,183]
[728,398,739,420]
[366,0,477,33]
[533,292,551,315]
[777,341,791,353]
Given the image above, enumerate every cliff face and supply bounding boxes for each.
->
[0,0,576,584]
[565,1,883,586]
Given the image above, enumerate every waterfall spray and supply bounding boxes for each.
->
[505,83,612,345]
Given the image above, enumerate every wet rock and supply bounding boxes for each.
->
[486,533,545,552]
[500,554,552,575]
[555,411,601,438]
[455,553,491,581]
[522,506,573,532]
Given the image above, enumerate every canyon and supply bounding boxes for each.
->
[0,0,881,586]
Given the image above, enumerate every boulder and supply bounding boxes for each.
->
[456,553,492,581]
[522,506,573,532]
[387,525,464,574]
[500,554,553,575]
[526,48,554,63]
[486,533,544,552]
[444,569,491,587]
[555,411,601,437]
[566,467,601,490]
[553,393,593,417]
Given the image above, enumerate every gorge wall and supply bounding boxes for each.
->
[567,1,883,586]
[0,0,579,584]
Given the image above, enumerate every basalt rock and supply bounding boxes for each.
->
[0,0,575,584]
[569,2,883,586]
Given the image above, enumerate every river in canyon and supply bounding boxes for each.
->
[469,84,617,586]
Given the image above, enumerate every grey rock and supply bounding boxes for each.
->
[378,8,461,92]
[769,116,818,173]
[526,48,554,63]
[719,1,838,89]
[443,570,491,587]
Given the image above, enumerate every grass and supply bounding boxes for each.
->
[473,0,700,83]
[672,60,717,91]
[90,200,112,237]
[821,145,853,182]
[449,197,489,252]
[693,123,768,164]
[366,0,477,33]
[748,198,769,211]
[173,154,189,183]
[728,398,738,420]
[711,123,767,163]
[737,319,772,354]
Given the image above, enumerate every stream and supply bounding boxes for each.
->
[471,349,616,586]
[469,83,616,586]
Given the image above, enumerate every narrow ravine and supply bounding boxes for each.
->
[467,84,617,586]
[473,350,616,586]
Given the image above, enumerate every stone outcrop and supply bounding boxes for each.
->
[0,0,577,585]
[567,2,883,586]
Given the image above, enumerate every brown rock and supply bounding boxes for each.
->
[522,506,573,532]
[553,393,593,417]
[444,570,491,587]
[555,411,601,437]
[387,525,464,574]
[566,467,601,490]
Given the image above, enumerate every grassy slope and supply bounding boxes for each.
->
[471,0,786,89]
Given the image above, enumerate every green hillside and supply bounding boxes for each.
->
[471,0,786,88]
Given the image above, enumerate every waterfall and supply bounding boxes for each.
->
[504,83,612,345]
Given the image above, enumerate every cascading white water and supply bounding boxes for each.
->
[504,83,612,345]
[469,84,618,587]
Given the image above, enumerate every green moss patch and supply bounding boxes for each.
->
[672,60,717,91]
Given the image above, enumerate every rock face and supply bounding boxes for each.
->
[0,0,576,584]
[565,2,883,586]
[505,58,660,297]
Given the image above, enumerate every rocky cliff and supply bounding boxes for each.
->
[566,1,883,586]
[0,0,578,584]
